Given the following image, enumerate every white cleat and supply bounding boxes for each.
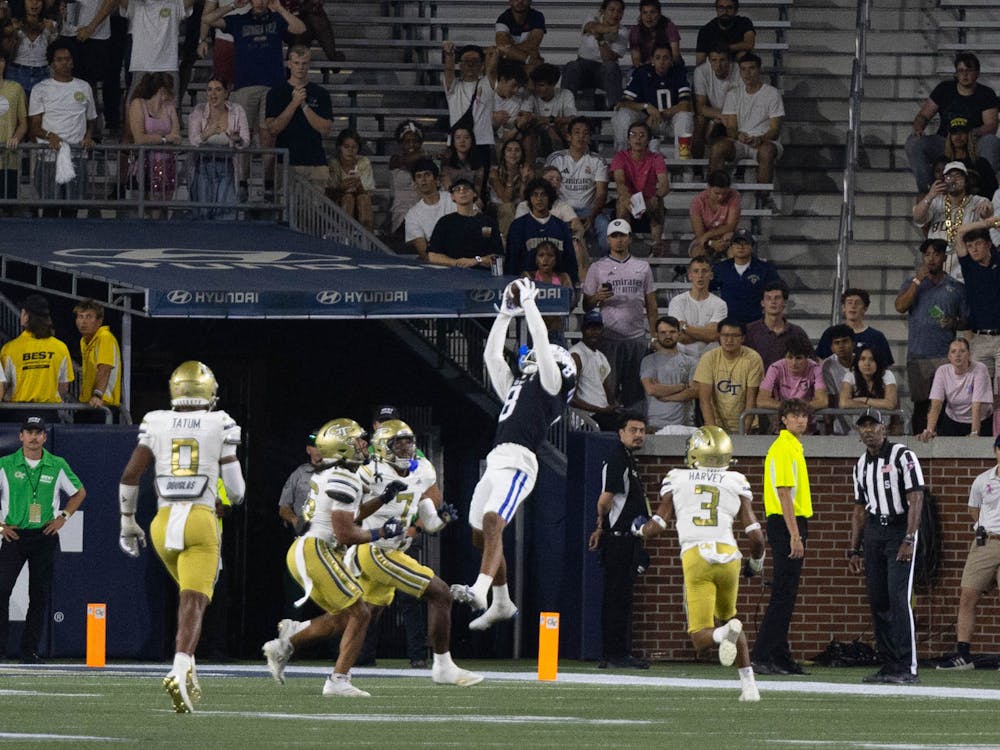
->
[469,601,519,631]
[163,669,194,713]
[277,618,301,641]
[739,684,761,702]
[450,584,488,611]
[262,638,292,685]
[718,618,742,667]
[322,677,371,697]
[432,665,484,687]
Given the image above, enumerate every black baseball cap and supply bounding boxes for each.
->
[21,415,46,432]
[855,407,884,426]
[373,405,400,423]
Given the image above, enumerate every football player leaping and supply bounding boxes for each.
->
[118,361,246,714]
[262,418,405,698]
[451,278,577,630]
[633,426,766,702]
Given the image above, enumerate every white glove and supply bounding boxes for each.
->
[748,550,765,573]
[514,277,538,306]
[498,280,525,316]
[119,515,147,557]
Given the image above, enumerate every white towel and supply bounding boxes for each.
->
[164,502,193,551]
[697,541,742,565]
[293,537,313,608]
[55,142,75,184]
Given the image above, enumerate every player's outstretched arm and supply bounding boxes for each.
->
[517,279,560,396]
[485,298,517,398]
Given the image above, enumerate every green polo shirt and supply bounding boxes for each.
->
[763,429,812,518]
[0,448,83,529]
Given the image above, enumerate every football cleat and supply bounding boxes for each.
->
[169,361,218,409]
[450,584,488,611]
[263,638,292,685]
[469,601,519,631]
[432,665,484,687]
[277,618,302,641]
[718,618,742,667]
[163,669,194,713]
[322,676,371,697]
[739,684,761,702]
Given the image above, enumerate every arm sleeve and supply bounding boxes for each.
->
[526,299,561,395]
[484,313,515,397]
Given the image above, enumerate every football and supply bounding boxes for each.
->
[506,282,521,306]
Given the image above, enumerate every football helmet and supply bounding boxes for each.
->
[372,419,418,472]
[518,344,578,401]
[169,361,218,409]
[685,426,733,469]
[313,418,369,467]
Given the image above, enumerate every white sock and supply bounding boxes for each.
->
[472,573,493,602]
[332,672,349,681]
[738,666,755,685]
[712,625,727,644]
[172,652,192,674]
[432,651,456,670]
[491,583,512,607]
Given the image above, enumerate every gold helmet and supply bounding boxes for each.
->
[313,418,368,467]
[372,419,417,471]
[685,426,733,469]
[169,361,218,409]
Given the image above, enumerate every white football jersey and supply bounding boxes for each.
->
[137,409,240,510]
[660,467,752,553]
[359,457,438,551]
[303,463,368,546]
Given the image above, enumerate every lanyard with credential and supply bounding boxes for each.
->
[26,462,43,524]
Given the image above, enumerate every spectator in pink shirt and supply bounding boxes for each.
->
[919,338,993,440]
[757,338,827,433]
[689,169,741,258]
[611,121,669,254]
[629,0,680,66]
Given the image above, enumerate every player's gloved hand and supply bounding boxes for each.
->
[498,280,525,316]
[630,515,649,537]
[380,480,408,505]
[119,515,147,557]
[381,519,405,539]
[741,555,764,579]
[514,277,538,306]
[438,502,459,524]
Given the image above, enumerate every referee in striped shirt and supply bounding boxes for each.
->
[848,408,924,685]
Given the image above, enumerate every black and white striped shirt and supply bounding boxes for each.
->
[853,441,925,517]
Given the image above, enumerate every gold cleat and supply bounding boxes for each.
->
[163,670,194,713]
[189,669,202,703]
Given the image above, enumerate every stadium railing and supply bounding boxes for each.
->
[738,406,911,436]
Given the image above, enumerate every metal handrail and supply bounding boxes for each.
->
[738,406,910,435]
[286,173,393,253]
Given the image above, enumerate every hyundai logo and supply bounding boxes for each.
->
[167,290,192,304]
[316,291,342,304]
[469,289,497,302]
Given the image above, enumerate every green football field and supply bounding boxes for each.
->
[3,660,1000,749]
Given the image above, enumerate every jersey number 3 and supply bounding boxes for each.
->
[693,484,719,527]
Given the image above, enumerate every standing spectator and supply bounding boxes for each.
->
[838,344,899,415]
[506,177,578,283]
[442,41,496,166]
[440,123,487,207]
[695,0,755,66]
[692,44,741,161]
[955,220,1000,385]
[667,255,727,359]
[821,324,856,436]
[612,44,693,153]
[284,0,339,66]
[689,169,741,258]
[640,315,698,433]
[611,121,669,254]
[426,179,503,269]
[404,158,455,262]
[918,338,992,440]
[387,121,429,244]
[693,317,763,435]
[581,219,658,409]
[816,288,894,367]
[710,53,783,210]
[744,280,812,370]
[59,0,119,132]
[489,138,532,238]
[73,298,121,419]
[709,228,780,325]
[894,238,968,433]
[936,437,1000,670]
[546,116,611,257]
[492,59,530,149]
[944,116,997,199]
[495,0,545,71]
[756,339,827,419]
[905,52,1000,194]
[327,129,374,232]
[127,72,181,212]
[524,62,576,160]
[750,398,811,675]
[196,0,249,92]
[560,0,628,110]
[848,409,924,685]
[0,54,27,201]
[187,76,249,220]
[629,0,679,67]
[0,294,74,404]
[3,0,57,100]
[912,161,991,268]
[0,415,85,662]
[265,45,332,191]
[121,0,193,100]
[587,411,651,669]
[569,309,620,430]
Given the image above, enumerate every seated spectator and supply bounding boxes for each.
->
[613,43,693,154]
[524,62,576,160]
[489,138,533,238]
[127,72,180,214]
[440,123,487,208]
[495,0,546,72]
[560,0,628,110]
[0,294,73,404]
[629,0,679,67]
[710,228,780,325]
[442,42,496,165]
[944,116,998,199]
[821,323,855,435]
[838,343,898,415]
[404,158,455,261]
[709,53,783,210]
[694,317,763,435]
[0,54,27,201]
[523,240,575,345]
[744,280,812,369]
[187,76,249,220]
[667,255,727,359]
[692,45,741,160]
[506,177,578,282]
[514,165,588,278]
[387,121,430,243]
[913,161,992,269]
[4,0,58,99]
[611,121,669,254]
[919,338,992,440]
[640,315,698,433]
[689,169,741,258]
[756,337,827,433]
[327,128,374,231]
[816,287,894,367]
[695,0,755,66]
[426,178,502,269]
[492,59,531,149]
[570,309,621,429]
